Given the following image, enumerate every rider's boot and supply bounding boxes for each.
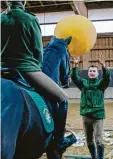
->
[54,100,77,151]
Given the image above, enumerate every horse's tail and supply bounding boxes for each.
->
[1,78,24,159]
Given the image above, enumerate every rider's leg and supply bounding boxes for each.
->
[22,71,68,101]
[22,71,76,149]
[55,100,77,149]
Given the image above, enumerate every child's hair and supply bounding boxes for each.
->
[88,65,98,70]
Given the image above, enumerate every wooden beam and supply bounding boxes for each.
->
[83,53,90,69]
[39,0,44,7]
[52,0,57,5]
[70,1,88,17]
[26,2,72,13]
[85,1,113,9]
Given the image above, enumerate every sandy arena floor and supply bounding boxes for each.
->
[40,101,113,159]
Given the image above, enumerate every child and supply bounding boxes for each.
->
[70,54,111,159]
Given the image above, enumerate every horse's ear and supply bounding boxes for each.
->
[65,36,72,45]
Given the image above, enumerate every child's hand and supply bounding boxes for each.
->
[70,56,80,68]
[98,52,105,67]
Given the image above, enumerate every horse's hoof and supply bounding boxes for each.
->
[58,133,77,150]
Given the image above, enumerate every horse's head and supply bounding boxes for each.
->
[57,36,72,88]
[46,36,72,48]
[43,36,72,88]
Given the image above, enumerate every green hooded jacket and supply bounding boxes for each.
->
[1,3,43,72]
[71,67,111,119]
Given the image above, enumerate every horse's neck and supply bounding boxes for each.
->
[43,49,61,83]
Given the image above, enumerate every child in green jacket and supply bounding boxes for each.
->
[70,54,111,159]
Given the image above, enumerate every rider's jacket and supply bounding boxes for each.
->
[1,3,43,72]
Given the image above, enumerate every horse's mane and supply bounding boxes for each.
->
[44,37,67,55]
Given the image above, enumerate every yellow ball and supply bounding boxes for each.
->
[54,15,97,56]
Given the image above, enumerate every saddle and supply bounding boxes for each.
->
[1,68,54,133]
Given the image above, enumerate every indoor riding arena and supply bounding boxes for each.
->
[1,1,113,159]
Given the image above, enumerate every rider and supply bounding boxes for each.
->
[1,0,76,149]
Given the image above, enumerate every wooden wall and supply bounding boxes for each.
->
[42,33,113,69]
[88,34,113,69]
